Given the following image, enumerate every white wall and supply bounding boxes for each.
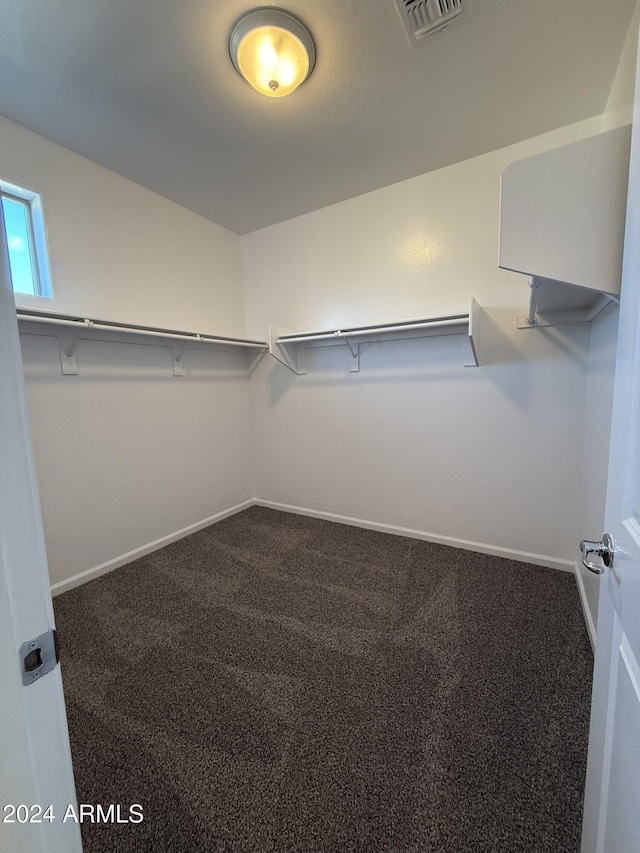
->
[21,333,253,590]
[3,43,632,596]
[1,115,245,337]
[605,1,640,130]
[242,117,609,332]
[1,115,254,589]
[242,115,618,570]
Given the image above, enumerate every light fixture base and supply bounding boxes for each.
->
[229,7,316,98]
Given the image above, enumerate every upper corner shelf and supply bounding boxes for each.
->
[269,298,484,374]
[499,125,631,327]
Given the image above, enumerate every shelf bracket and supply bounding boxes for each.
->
[465,297,482,366]
[343,336,361,372]
[588,292,619,321]
[526,277,543,326]
[269,326,306,375]
[172,346,185,377]
[58,331,79,375]
[516,284,619,329]
[462,335,476,367]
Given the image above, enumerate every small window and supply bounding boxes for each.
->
[1,180,52,298]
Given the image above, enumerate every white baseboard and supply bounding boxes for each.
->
[52,496,582,609]
[574,561,597,651]
[254,499,576,573]
[50,499,256,596]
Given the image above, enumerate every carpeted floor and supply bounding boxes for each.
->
[53,506,593,853]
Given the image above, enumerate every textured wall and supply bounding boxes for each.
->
[1,116,254,588]
[2,108,627,594]
[243,116,619,569]
[2,115,245,337]
[242,117,609,334]
[21,334,253,589]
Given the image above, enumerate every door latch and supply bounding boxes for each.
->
[19,629,60,686]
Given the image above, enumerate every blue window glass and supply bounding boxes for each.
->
[1,194,39,296]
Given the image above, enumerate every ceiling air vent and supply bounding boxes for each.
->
[395,0,463,46]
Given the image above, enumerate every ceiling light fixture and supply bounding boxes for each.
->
[229,7,316,99]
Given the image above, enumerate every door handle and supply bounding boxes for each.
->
[580,533,615,575]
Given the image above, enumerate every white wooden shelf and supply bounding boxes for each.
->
[499,125,631,328]
[16,309,268,375]
[269,298,484,374]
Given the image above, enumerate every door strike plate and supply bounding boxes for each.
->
[19,629,60,686]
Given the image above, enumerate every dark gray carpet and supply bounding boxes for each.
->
[53,506,593,853]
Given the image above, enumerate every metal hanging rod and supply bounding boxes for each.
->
[16,309,268,349]
[277,313,470,344]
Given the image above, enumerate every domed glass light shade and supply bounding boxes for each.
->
[229,8,316,98]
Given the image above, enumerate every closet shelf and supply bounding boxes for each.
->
[269,298,484,374]
[499,126,631,329]
[16,308,268,375]
[17,309,268,348]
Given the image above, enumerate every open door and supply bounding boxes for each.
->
[0,204,81,850]
[581,18,640,853]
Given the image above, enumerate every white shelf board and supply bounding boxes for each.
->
[16,309,268,375]
[270,299,484,373]
[500,126,630,298]
[16,309,268,349]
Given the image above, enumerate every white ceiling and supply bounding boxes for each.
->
[0,0,636,234]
